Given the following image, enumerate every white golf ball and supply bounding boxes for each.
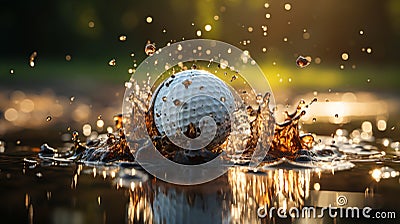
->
[152,69,235,149]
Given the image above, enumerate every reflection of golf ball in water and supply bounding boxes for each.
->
[152,69,235,149]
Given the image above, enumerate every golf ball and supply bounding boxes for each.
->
[152,69,235,149]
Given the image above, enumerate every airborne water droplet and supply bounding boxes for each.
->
[312,118,317,122]
[29,51,37,67]
[296,56,311,68]
[256,94,263,104]
[146,16,153,24]
[145,42,156,56]
[341,52,349,61]
[119,35,127,42]
[88,21,95,28]
[108,59,116,66]
[10,69,14,74]
[124,82,132,88]
[162,96,167,102]
[46,116,52,122]
[334,114,339,118]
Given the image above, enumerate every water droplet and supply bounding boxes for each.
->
[16,140,21,145]
[162,29,167,33]
[230,75,237,82]
[46,116,52,122]
[29,51,37,67]
[108,59,116,66]
[65,54,72,61]
[213,15,219,21]
[145,42,156,56]
[265,13,271,19]
[10,69,14,74]
[205,24,212,32]
[284,3,292,11]
[334,114,339,118]
[264,3,270,8]
[199,86,204,90]
[303,32,310,39]
[312,118,317,122]
[247,26,253,32]
[262,48,267,53]
[391,126,395,131]
[367,78,371,83]
[341,53,349,61]
[359,30,364,35]
[124,82,132,88]
[256,94,263,104]
[162,96,167,102]
[36,172,43,178]
[119,35,127,42]
[173,99,181,106]
[196,30,202,37]
[296,56,311,68]
[72,131,79,138]
[191,64,197,69]
[182,79,192,88]
[146,16,153,24]
[88,21,95,28]
[340,65,345,70]
[70,96,75,102]
[283,37,288,42]
[366,48,372,54]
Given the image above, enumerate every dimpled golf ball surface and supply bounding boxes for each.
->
[153,69,235,149]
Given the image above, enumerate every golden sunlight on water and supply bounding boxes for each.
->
[228,168,310,222]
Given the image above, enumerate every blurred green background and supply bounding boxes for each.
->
[0,0,400,144]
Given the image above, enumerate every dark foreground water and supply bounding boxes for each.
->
[1,145,399,224]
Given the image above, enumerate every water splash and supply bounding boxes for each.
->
[39,121,134,164]
[36,65,388,173]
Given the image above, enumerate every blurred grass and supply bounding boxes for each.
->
[261,63,400,93]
